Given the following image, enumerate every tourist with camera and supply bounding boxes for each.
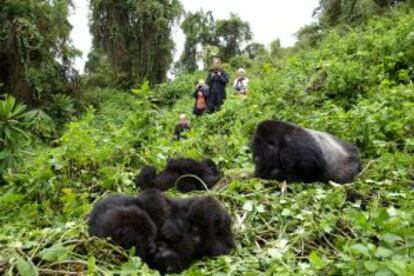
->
[206,58,229,113]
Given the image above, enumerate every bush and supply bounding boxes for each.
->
[0,95,40,175]
[44,94,76,126]
[156,71,206,106]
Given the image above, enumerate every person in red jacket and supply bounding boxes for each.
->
[193,80,209,116]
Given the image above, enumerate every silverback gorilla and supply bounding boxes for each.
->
[88,189,234,274]
[135,158,222,192]
[251,120,361,183]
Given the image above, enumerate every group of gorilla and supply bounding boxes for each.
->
[89,157,228,273]
[88,120,361,274]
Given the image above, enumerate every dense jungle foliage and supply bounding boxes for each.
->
[0,0,80,106]
[86,0,183,88]
[1,1,414,275]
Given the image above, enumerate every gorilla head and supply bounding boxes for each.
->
[135,166,157,190]
[135,188,172,229]
[186,196,235,257]
[135,158,222,192]
[88,195,158,262]
[151,214,200,274]
[88,193,195,274]
[251,120,361,183]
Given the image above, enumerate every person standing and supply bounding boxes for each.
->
[233,68,249,95]
[206,58,229,113]
[193,80,209,116]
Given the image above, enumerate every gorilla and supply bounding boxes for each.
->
[153,213,198,273]
[149,196,199,273]
[186,196,235,258]
[135,166,158,190]
[88,191,194,274]
[251,120,361,183]
[149,196,235,273]
[88,195,158,263]
[135,158,222,192]
[88,190,234,274]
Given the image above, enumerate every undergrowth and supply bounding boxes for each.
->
[1,8,414,276]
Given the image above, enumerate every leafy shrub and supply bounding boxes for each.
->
[229,54,253,69]
[44,93,76,125]
[156,71,206,106]
[28,109,56,141]
[0,95,38,174]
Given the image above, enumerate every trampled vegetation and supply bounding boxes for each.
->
[1,1,414,275]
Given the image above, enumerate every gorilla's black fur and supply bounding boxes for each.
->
[88,190,234,274]
[251,120,361,183]
[136,188,172,229]
[135,166,158,190]
[152,206,199,273]
[88,195,158,263]
[186,196,235,258]
[135,158,222,192]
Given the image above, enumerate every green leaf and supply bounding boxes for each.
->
[87,256,96,275]
[364,260,379,272]
[381,233,402,246]
[120,256,141,276]
[0,150,9,160]
[374,247,393,258]
[374,267,394,276]
[350,243,370,257]
[2,95,16,115]
[309,251,326,270]
[242,200,254,212]
[386,259,406,275]
[15,257,37,276]
[268,248,282,259]
[281,208,292,217]
[9,124,30,139]
[39,244,71,262]
[256,204,265,213]
[23,110,40,121]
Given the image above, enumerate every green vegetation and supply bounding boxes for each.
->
[178,10,216,73]
[0,95,45,174]
[315,0,410,27]
[177,11,252,73]
[86,0,183,88]
[1,2,414,276]
[0,0,79,106]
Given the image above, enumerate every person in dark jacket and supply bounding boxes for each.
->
[206,58,229,113]
[193,80,209,116]
[173,114,191,140]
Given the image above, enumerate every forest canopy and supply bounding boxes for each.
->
[86,0,183,88]
[0,0,79,106]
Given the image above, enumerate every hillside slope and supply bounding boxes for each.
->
[1,8,414,275]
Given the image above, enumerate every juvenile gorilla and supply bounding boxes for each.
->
[88,189,194,274]
[154,196,235,270]
[88,195,158,264]
[135,158,222,192]
[251,120,361,183]
[186,196,235,258]
[88,190,234,274]
[157,196,235,257]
